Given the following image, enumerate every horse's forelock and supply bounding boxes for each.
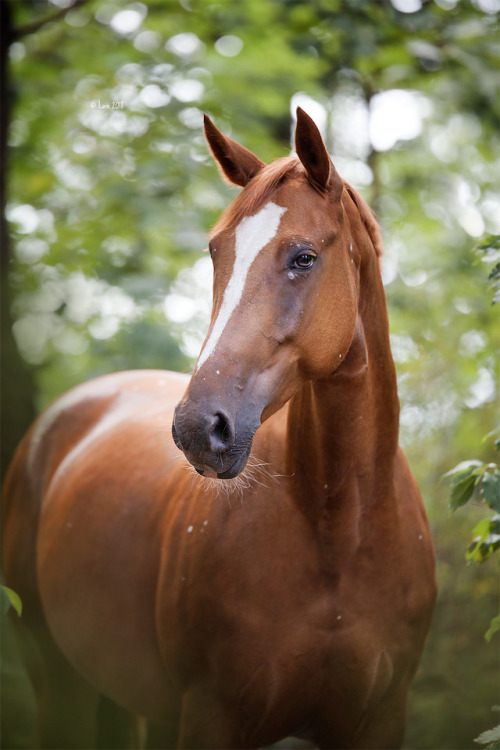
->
[210,157,301,237]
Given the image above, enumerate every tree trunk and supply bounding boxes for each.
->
[1,0,36,484]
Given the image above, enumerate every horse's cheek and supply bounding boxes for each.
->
[293,285,356,378]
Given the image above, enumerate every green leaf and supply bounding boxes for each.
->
[466,515,500,562]
[467,531,500,563]
[450,476,477,509]
[447,463,483,510]
[474,724,500,746]
[481,472,500,512]
[444,459,484,477]
[0,586,23,618]
[489,262,500,283]
[489,515,500,535]
[477,235,500,252]
[483,534,500,553]
[472,519,492,539]
[485,614,500,643]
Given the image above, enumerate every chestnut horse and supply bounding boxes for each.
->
[2,108,436,749]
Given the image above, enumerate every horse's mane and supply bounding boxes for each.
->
[343,183,384,259]
[211,156,383,259]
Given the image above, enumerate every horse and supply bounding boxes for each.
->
[2,107,436,749]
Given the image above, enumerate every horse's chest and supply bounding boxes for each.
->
[158,520,391,704]
[161,568,390,744]
[152,492,428,745]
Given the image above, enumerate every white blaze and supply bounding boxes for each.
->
[196,202,287,371]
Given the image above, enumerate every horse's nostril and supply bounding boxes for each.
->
[209,411,234,454]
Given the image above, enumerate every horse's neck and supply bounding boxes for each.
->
[286,248,399,524]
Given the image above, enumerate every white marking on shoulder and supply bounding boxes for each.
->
[196,202,287,371]
[30,385,113,453]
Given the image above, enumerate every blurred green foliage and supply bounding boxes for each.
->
[3,0,500,748]
[446,430,499,613]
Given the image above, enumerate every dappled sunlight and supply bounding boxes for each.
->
[169,77,205,103]
[12,313,61,364]
[390,0,423,12]
[7,204,55,239]
[133,29,162,53]
[178,106,205,130]
[163,256,212,359]
[331,87,371,160]
[369,90,432,151]
[465,367,497,409]
[215,35,244,58]
[11,268,141,363]
[165,32,205,59]
[7,203,40,234]
[390,333,420,364]
[399,397,460,441]
[14,237,49,264]
[459,330,488,357]
[50,149,95,191]
[138,83,171,108]
[109,4,147,37]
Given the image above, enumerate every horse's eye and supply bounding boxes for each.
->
[293,253,316,270]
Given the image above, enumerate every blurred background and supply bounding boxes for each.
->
[1,0,499,748]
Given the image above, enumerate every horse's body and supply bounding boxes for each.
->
[2,110,436,749]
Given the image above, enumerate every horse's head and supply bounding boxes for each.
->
[172,108,365,479]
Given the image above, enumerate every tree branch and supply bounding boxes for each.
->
[11,0,92,42]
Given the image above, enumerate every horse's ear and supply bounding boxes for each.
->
[204,115,265,187]
[295,107,341,194]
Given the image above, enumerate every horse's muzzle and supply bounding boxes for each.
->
[172,401,256,479]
